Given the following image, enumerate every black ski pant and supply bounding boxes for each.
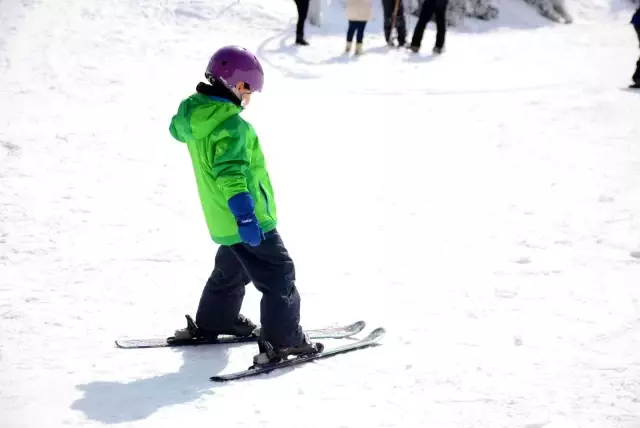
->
[381,0,407,45]
[195,229,304,349]
[634,25,640,84]
[294,0,309,41]
[410,0,448,50]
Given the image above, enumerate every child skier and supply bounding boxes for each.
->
[168,45,321,365]
[345,0,373,55]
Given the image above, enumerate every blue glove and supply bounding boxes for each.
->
[228,192,264,246]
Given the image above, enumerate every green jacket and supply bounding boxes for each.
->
[169,93,277,245]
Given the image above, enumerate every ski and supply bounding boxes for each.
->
[209,327,386,382]
[115,320,366,349]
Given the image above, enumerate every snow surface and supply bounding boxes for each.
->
[2,0,640,427]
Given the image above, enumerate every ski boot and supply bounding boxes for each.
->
[251,333,323,367]
[432,46,444,55]
[355,43,364,56]
[171,314,258,342]
[345,41,352,54]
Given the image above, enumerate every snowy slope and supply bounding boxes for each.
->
[2,0,640,427]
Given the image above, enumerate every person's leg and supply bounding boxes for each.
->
[346,20,357,43]
[173,245,254,339]
[632,25,640,85]
[294,0,310,44]
[193,245,253,335]
[381,0,393,44]
[346,20,357,52]
[230,230,305,349]
[396,0,408,46]
[434,0,448,51]
[410,0,435,51]
[356,21,367,44]
[354,21,366,54]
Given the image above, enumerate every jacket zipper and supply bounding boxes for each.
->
[259,182,272,219]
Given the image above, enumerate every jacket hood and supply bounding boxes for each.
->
[169,83,243,143]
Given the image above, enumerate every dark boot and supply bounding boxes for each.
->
[252,333,323,366]
[173,314,257,340]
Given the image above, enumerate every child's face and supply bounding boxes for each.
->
[235,82,252,107]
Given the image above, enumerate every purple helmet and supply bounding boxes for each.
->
[205,45,264,93]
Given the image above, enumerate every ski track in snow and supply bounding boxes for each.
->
[1,0,640,427]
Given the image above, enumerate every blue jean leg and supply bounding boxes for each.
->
[347,20,367,43]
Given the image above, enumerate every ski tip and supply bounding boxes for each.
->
[114,338,171,349]
[114,339,139,349]
[114,339,133,349]
[366,327,386,341]
[349,320,366,332]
